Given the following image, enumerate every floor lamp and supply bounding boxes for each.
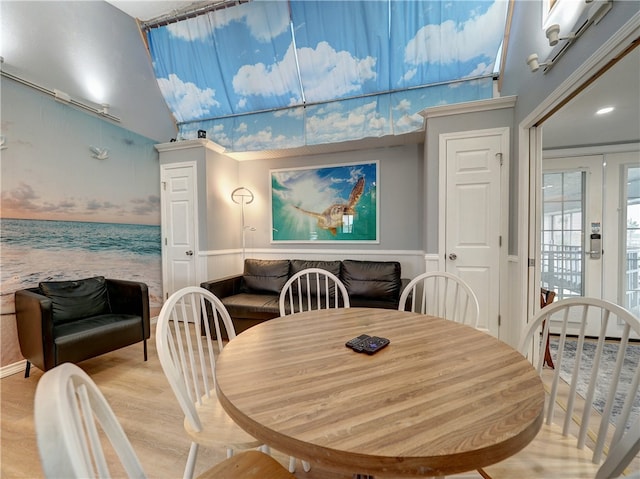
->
[231,187,254,262]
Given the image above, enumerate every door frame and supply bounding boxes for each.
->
[517,16,640,347]
[160,160,199,300]
[438,127,510,339]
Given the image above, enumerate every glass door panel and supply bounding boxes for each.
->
[541,170,584,299]
[623,165,640,316]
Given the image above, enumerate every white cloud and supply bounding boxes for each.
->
[167,1,290,42]
[298,42,377,102]
[157,74,220,122]
[232,41,377,103]
[231,127,300,151]
[305,100,388,143]
[405,0,507,65]
[232,43,301,98]
[468,61,492,77]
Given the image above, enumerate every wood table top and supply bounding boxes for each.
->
[215,308,544,477]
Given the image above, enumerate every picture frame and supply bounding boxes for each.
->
[270,161,379,243]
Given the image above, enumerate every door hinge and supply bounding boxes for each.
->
[528,258,535,267]
[164,237,167,246]
[496,152,503,166]
[498,314,501,327]
[165,292,168,299]
[499,235,502,247]
[162,181,167,190]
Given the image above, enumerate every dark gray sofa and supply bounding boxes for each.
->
[201,258,408,337]
[14,276,150,377]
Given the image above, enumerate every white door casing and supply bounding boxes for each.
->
[439,128,509,338]
[160,162,197,300]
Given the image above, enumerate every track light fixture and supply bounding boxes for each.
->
[545,24,576,47]
[526,54,552,73]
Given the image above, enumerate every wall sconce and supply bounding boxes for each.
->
[526,54,553,73]
[231,187,254,262]
[89,146,109,160]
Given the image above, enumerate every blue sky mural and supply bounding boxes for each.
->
[147,0,507,151]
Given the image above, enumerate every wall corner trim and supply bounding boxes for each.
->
[419,96,517,120]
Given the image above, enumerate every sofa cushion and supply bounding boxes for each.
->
[290,259,341,276]
[341,260,401,302]
[221,293,281,319]
[39,276,110,325]
[241,259,290,294]
[290,260,342,296]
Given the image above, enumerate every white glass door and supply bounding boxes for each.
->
[542,151,640,338]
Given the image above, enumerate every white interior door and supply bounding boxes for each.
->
[441,128,507,338]
[160,163,197,300]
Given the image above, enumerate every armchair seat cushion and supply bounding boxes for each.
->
[54,314,144,364]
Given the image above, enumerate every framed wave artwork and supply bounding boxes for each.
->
[270,161,379,243]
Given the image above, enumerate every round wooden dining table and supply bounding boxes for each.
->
[215,308,544,477]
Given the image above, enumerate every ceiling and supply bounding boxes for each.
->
[542,44,640,151]
[105,1,206,22]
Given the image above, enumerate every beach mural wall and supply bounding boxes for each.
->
[0,80,164,369]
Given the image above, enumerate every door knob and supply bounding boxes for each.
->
[448,253,457,260]
[186,250,194,256]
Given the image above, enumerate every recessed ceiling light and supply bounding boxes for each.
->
[596,106,614,115]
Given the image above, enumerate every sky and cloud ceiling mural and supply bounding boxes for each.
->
[147,0,507,151]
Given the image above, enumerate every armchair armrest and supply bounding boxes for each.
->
[201,275,244,299]
[15,289,55,372]
[106,279,150,339]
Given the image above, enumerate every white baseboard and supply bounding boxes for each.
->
[1,359,27,379]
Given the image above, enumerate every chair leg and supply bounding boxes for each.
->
[288,456,297,473]
[183,442,198,479]
[24,361,31,378]
[143,339,148,361]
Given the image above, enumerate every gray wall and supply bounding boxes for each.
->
[233,144,424,252]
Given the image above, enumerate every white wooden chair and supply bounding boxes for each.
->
[155,286,267,479]
[279,267,350,316]
[398,271,480,328]
[595,415,640,478]
[34,362,294,479]
[279,267,350,473]
[479,297,640,479]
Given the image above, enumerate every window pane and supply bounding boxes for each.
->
[541,171,584,298]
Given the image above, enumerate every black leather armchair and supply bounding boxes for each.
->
[15,276,150,377]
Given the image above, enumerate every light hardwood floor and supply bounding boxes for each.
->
[0,323,484,479]
[6,325,637,478]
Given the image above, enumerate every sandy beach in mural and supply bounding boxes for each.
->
[0,219,163,315]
